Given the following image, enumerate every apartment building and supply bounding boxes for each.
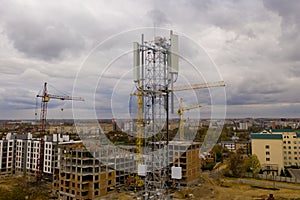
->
[0,138,14,176]
[0,134,15,176]
[0,132,70,177]
[251,129,300,174]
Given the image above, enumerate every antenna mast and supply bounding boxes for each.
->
[133,30,178,199]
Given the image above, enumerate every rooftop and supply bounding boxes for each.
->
[250,133,282,140]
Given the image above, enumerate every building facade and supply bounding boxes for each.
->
[0,132,69,177]
[251,129,300,174]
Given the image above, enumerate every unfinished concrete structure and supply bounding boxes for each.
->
[53,142,115,199]
[53,142,136,200]
[169,141,201,186]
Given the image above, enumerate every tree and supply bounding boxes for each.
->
[244,154,261,175]
[250,154,261,175]
[227,152,245,177]
[212,144,224,162]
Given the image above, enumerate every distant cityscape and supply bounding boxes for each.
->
[1,118,300,199]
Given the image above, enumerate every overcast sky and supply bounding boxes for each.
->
[0,0,299,120]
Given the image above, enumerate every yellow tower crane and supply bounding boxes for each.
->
[36,82,84,181]
[173,81,225,141]
[177,98,201,141]
[173,81,225,92]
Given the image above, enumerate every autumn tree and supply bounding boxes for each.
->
[226,152,245,177]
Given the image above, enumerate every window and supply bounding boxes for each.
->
[288,146,291,149]
[288,151,291,154]
[294,146,297,150]
[295,152,298,154]
[288,141,291,144]
[295,157,298,160]
[284,157,287,160]
[284,141,286,144]
[265,145,270,149]
[266,158,270,161]
[283,146,286,149]
[266,152,270,155]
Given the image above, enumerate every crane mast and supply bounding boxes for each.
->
[36,82,84,181]
[177,98,201,141]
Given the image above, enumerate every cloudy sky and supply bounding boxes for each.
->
[0,0,299,120]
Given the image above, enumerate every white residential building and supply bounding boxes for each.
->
[0,132,70,177]
[44,141,53,174]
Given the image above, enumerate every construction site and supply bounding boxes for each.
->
[0,30,227,200]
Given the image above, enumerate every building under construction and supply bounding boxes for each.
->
[169,141,201,187]
[52,141,136,200]
[53,142,116,199]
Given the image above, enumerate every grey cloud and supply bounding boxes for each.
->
[288,65,300,78]
[146,9,171,26]
[263,0,300,24]
[0,1,110,61]
[0,0,300,118]
[3,18,85,60]
[263,0,300,61]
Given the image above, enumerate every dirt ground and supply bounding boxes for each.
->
[2,175,300,200]
[0,176,52,200]
[113,175,300,200]
[171,178,300,200]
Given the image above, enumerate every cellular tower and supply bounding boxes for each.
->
[133,30,178,199]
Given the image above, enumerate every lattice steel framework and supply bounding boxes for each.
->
[134,32,178,199]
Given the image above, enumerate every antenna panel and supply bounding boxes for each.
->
[133,42,140,82]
